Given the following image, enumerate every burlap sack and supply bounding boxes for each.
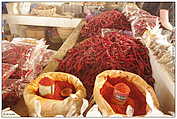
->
[23,72,86,117]
[93,70,159,117]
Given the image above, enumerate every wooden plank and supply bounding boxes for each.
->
[5,3,20,35]
[42,20,85,73]
[5,14,82,28]
[2,14,8,20]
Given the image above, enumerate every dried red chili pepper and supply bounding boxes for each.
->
[80,10,131,39]
[57,32,154,99]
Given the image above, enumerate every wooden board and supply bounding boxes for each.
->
[42,20,85,73]
[5,14,82,28]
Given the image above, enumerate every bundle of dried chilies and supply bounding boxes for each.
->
[58,32,154,99]
[80,10,131,39]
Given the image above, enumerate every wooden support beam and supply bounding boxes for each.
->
[42,20,85,73]
[5,15,83,28]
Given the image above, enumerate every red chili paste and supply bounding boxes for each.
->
[37,79,76,100]
[100,76,147,116]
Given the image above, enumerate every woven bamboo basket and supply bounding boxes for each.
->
[31,5,56,16]
[104,2,138,11]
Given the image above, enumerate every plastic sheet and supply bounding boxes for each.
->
[101,28,133,37]
[122,5,159,38]
[2,39,49,80]
[2,63,18,80]
[142,25,175,78]
[2,38,55,108]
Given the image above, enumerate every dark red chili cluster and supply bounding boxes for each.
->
[57,32,154,99]
[80,10,131,39]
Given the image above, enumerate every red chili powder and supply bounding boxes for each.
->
[114,83,130,96]
[100,76,147,116]
[39,77,54,86]
[37,80,76,100]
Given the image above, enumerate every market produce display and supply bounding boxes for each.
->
[23,72,86,117]
[57,32,154,99]
[2,2,175,117]
[80,10,131,39]
[94,70,159,116]
[2,38,56,108]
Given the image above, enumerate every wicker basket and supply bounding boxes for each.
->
[57,27,74,41]
[104,2,137,11]
[31,5,56,16]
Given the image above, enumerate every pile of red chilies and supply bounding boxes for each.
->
[80,10,131,39]
[58,32,154,99]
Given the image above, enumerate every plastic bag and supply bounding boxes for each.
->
[2,63,18,100]
[41,49,56,67]
[2,38,48,80]
[2,40,33,66]
[2,63,18,81]
[2,38,52,107]
[142,25,175,78]
[131,17,158,38]
[101,28,133,37]
[122,5,140,22]
[11,37,46,46]
[22,41,48,80]
[122,5,159,38]
[22,48,56,81]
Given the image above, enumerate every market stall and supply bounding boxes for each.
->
[2,1,175,118]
